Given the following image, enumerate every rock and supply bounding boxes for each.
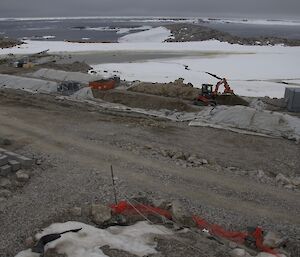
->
[172,152,186,160]
[152,198,171,210]
[160,149,169,157]
[90,204,112,226]
[16,170,30,182]
[187,155,198,163]
[0,178,11,188]
[0,164,11,176]
[0,189,11,198]
[0,138,12,146]
[227,166,238,172]
[291,177,300,186]
[170,200,195,227]
[276,173,291,185]
[24,236,35,248]
[229,242,238,249]
[284,184,295,190]
[256,253,286,257]
[263,231,287,248]
[229,248,251,257]
[36,159,43,165]
[201,159,208,165]
[257,170,266,179]
[69,206,82,217]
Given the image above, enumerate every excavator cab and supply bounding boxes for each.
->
[193,84,217,106]
[201,84,214,97]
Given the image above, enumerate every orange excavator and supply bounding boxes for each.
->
[194,72,234,106]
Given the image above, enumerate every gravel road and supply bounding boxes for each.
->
[0,89,299,256]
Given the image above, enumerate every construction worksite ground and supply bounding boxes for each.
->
[0,86,299,256]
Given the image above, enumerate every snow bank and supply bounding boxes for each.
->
[92,50,299,98]
[189,106,300,141]
[118,26,173,43]
[15,221,172,257]
[1,39,299,56]
[0,74,57,93]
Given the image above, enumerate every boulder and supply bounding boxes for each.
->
[90,204,112,226]
[170,200,194,227]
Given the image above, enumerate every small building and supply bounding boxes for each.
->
[285,87,300,112]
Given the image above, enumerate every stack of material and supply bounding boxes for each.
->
[0,148,33,176]
[0,74,57,93]
[189,106,300,141]
[30,68,106,85]
[285,87,300,112]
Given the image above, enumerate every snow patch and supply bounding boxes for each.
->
[15,221,172,257]
[118,27,173,43]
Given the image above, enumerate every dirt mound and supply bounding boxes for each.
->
[128,79,201,101]
[92,89,198,112]
[40,61,92,73]
[216,95,249,106]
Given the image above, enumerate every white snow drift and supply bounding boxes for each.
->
[118,26,173,43]
[15,221,172,257]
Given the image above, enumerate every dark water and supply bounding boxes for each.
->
[1,17,300,42]
[0,18,171,42]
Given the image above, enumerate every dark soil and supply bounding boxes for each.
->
[92,89,199,112]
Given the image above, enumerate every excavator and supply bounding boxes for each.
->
[194,72,234,106]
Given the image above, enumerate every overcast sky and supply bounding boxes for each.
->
[0,0,299,19]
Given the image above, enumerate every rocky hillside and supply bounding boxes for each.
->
[165,23,300,46]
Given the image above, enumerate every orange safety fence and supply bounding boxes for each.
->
[111,200,172,220]
[110,201,279,256]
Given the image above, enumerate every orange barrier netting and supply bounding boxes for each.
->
[110,201,278,256]
[111,200,172,220]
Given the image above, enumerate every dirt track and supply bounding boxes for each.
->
[0,89,299,256]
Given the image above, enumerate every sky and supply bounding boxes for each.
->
[0,0,299,19]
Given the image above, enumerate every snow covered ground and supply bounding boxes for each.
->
[118,27,173,43]
[15,221,172,257]
[1,26,299,98]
